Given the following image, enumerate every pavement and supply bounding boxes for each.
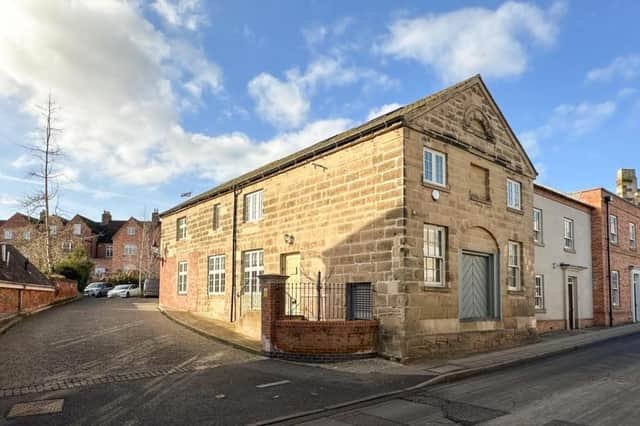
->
[0,297,431,425]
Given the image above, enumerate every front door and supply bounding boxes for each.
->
[460,253,491,320]
[634,271,640,322]
[567,276,576,330]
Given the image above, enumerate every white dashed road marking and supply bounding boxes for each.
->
[256,380,291,389]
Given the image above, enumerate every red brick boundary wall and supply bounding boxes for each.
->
[261,274,378,361]
[0,276,78,315]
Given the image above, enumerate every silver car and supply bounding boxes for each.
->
[84,282,112,297]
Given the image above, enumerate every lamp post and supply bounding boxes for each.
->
[604,195,613,327]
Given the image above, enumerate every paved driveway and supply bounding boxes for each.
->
[0,297,431,425]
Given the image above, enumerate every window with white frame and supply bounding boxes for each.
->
[50,225,57,236]
[243,250,264,295]
[610,215,618,244]
[424,224,446,287]
[533,208,543,244]
[208,255,225,294]
[124,244,137,256]
[105,245,113,258]
[176,217,187,240]
[244,190,263,222]
[563,218,575,250]
[423,148,446,187]
[534,275,544,309]
[73,223,81,235]
[127,226,136,236]
[630,223,637,249]
[508,241,521,290]
[177,261,188,294]
[95,267,106,275]
[213,204,220,230]
[611,270,620,306]
[62,241,73,252]
[3,230,13,240]
[23,230,31,240]
[507,179,521,210]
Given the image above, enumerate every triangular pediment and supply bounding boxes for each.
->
[405,76,536,178]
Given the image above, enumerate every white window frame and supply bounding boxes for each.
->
[243,250,264,295]
[508,241,521,290]
[213,204,221,230]
[127,226,136,236]
[177,217,187,240]
[124,244,137,256]
[533,208,543,244]
[73,223,82,235]
[208,255,226,294]
[563,218,575,250]
[611,270,620,306]
[177,261,188,294]
[630,223,637,249]
[534,274,544,309]
[23,230,31,240]
[424,224,446,287]
[610,215,618,244]
[105,245,113,258]
[244,190,264,223]
[423,147,447,187]
[62,241,73,252]
[507,179,522,210]
[3,230,13,240]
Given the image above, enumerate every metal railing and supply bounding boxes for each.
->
[284,280,372,321]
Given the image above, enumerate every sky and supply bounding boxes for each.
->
[1,0,639,220]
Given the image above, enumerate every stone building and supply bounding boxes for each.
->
[573,188,640,326]
[533,184,593,333]
[616,168,640,205]
[159,75,538,360]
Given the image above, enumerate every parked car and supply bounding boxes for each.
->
[84,282,112,297]
[143,278,159,297]
[107,283,141,298]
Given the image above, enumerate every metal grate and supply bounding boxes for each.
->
[347,282,372,320]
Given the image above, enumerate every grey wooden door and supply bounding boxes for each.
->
[461,253,490,320]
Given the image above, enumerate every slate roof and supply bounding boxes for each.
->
[0,244,51,287]
[162,74,536,217]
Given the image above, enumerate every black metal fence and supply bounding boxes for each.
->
[284,280,372,321]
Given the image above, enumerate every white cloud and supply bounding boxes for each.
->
[248,56,394,129]
[367,103,402,121]
[0,195,20,207]
[378,1,565,82]
[586,55,640,83]
[151,0,206,31]
[520,99,616,159]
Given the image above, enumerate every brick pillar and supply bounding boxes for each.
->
[260,274,288,354]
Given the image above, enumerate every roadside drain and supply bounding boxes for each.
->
[7,399,64,418]
[0,364,220,399]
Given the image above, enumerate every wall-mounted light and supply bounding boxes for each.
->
[284,233,295,245]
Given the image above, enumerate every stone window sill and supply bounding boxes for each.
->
[535,308,546,313]
[507,207,524,216]
[508,289,525,296]
[421,181,451,193]
[423,285,451,293]
[534,241,545,247]
[563,247,576,254]
[469,194,492,205]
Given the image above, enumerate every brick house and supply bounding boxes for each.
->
[533,185,593,333]
[159,75,538,360]
[573,188,640,326]
[0,213,38,242]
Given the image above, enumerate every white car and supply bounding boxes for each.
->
[107,283,141,298]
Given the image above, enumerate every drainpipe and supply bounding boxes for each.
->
[604,195,613,327]
[230,186,239,322]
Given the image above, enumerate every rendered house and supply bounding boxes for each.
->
[533,184,593,332]
[159,75,538,360]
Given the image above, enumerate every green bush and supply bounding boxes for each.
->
[53,246,94,291]
[107,271,139,286]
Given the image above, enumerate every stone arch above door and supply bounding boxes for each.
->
[460,226,499,254]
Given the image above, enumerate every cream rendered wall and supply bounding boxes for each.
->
[534,193,593,326]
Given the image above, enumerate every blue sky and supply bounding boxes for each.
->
[1,0,639,220]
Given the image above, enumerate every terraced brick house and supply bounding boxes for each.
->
[159,75,538,360]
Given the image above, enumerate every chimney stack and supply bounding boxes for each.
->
[39,209,46,223]
[152,208,160,228]
[101,210,112,225]
[616,169,639,205]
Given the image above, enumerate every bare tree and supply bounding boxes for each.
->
[22,93,63,274]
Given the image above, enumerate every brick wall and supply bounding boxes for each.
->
[273,320,378,355]
[575,189,640,326]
